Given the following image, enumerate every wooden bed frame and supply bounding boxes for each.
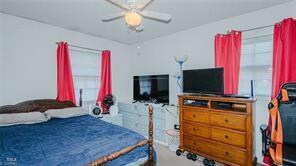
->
[0,100,154,166]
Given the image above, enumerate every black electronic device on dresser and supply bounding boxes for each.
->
[183,68,224,94]
[133,74,169,104]
[182,68,252,99]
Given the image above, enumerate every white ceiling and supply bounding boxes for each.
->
[0,0,292,44]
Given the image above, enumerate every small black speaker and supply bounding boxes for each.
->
[250,80,254,97]
[92,107,102,115]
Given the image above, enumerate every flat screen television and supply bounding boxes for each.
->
[183,68,224,94]
[133,75,169,104]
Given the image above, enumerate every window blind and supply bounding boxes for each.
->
[239,34,273,96]
[70,49,101,105]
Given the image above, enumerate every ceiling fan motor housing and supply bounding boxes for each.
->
[124,10,142,27]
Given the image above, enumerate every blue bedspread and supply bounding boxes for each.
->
[0,115,152,166]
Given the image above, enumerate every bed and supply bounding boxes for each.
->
[0,100,155,166]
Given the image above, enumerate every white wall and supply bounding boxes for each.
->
[0,13,133,105]
[130,1,296,163]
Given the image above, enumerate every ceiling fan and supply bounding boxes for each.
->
[102,0,172,32]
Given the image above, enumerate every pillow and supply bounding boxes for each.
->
[0,112,48,126]
[44,107,88,119]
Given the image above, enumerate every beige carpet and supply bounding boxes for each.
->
[154,143,258,166]
[154,143,204,166]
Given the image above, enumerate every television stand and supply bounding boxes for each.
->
[178,94,256,165]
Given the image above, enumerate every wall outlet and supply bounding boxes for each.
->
[174,124,180,130]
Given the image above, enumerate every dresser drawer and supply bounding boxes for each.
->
[211,127,246,148]
[140,116,165,130]
[154,128,166,142]
[122,106,165,119]
[122,111,141,125]
[210,112,246,131]
[210,143,246,165]
[183,108,210,124]
[183,135,211,155]
[139,124,166,143]
[133,104,150,116]
[119,102,137,113]
[183,121,210,138]
[123,119,141,132]
[152,107,166,119]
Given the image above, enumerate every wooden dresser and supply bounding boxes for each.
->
[178,94,256,166]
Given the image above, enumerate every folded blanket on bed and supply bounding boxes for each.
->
[0,115,151,166]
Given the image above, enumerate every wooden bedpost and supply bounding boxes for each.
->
[148,105,154,163]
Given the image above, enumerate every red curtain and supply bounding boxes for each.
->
[96,50,112,112]
[215,30,242,94]
[264,18,296,165]
[271,18,296,98]
[56,42,76,105]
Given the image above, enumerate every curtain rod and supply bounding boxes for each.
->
[55,42,103,52]
[241,24,275,33]
[222,23,277,35]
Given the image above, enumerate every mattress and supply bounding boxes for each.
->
[0,115,152,166]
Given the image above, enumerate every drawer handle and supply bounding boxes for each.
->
[224,119,229,123]
[193,128,197,131]
[224,135,229,139]
[193,115,196,118]
[225,151,230,156]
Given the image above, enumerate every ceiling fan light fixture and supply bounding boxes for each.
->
[124,11,142,27]
[103,0,171,31]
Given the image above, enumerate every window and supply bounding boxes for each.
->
[239,34,273,96]
[70,49,101,105]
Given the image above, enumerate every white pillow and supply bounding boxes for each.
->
[0,112,48,126]
[44,107,88,119]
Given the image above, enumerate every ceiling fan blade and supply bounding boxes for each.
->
[140,11,171,23]
[137,0,154,10]
[102,13,125,22]
[105,0,130,10]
